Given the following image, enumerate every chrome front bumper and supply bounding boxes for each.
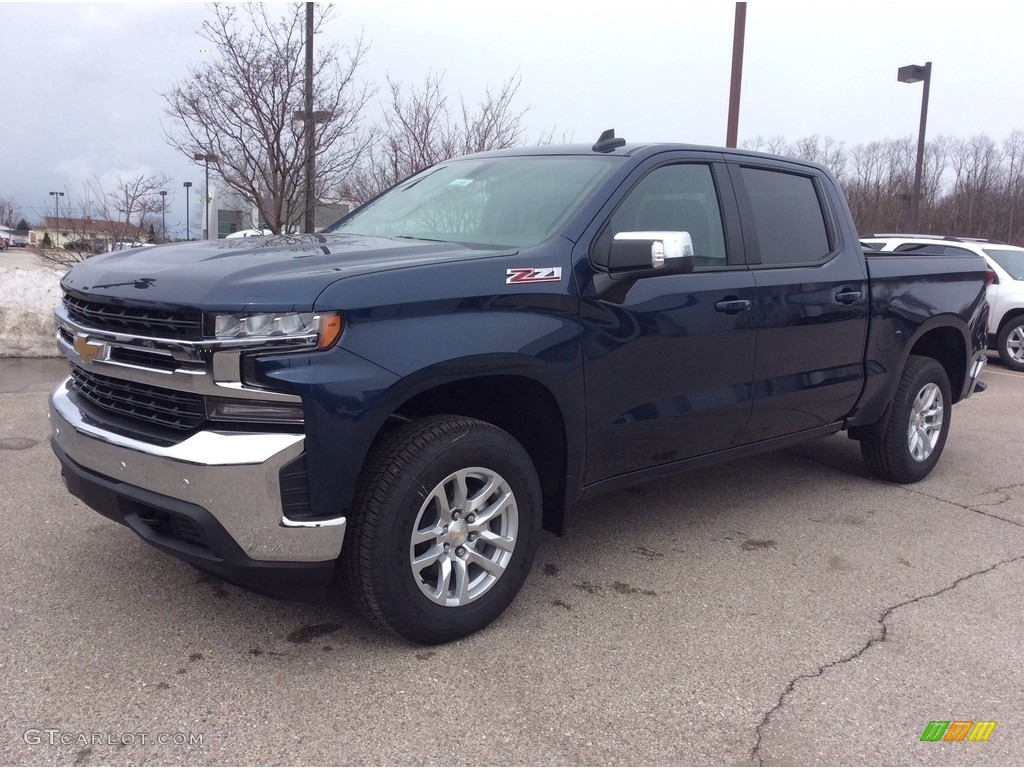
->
[50,378,346,563]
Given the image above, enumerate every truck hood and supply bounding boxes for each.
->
[60,234,514,311]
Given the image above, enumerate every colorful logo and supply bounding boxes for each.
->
[920,721,997,742]
[505,267,562,285]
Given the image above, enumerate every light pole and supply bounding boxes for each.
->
[48,191,64,247]
[159,190,167,242]
[193,152,217,240]
[898,61,932,233]
[183,181,192,240]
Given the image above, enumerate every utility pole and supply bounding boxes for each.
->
[304,2,315,234]
[293,2,332,234]
[48,191,64,247]
[726,2,747,148]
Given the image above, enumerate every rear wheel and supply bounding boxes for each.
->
[342,416,542,644]
[997,318,1024,372]
[860,355,951,483]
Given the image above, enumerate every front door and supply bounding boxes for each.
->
[578,158,758,484]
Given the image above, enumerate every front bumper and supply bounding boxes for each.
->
[49,379,347,601]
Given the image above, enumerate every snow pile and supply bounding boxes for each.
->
[0,265,65,357]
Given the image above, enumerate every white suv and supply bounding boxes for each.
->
[862,235,1024,371]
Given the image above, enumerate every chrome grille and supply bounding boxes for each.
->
[64,292,203,340]
[70,366,205,432]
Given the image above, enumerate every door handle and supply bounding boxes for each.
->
[835,289,864,305]
[715,299,753,314]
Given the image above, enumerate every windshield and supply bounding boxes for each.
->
[327,155,620,248]
[983,248,1024,280]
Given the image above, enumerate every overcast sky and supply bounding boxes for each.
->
[3,0,1024,236]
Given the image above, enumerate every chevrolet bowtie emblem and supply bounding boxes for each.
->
[73,335,104,363]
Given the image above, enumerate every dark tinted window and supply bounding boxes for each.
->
[891,243,974,257]
[942,246,977,256]
[984,248,1024,279]
[892,243,947,255]
[603,164,728,270]
[740,167,831,265]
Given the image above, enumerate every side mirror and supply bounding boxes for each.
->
[609,231,695,276]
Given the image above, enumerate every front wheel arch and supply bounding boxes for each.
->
[341,415,543,644]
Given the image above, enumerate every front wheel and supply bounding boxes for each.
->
[859,355,952,483]
[997,318,1024,372]
[342,415,542,644]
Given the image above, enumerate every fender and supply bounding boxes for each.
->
[848,313,977,432]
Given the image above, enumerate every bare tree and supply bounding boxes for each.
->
[340,70,529,204]
[162,3,373,234]
[939,135,1002,236]
[36,244,90,269]
[739,135,790,156]
[99,174,173,245]
[534,127,575,145]
[783,135,848,182]
[1001,131,1024,242]
[0,196,22,228]
[918,134,952,234]
[37,174,170,268]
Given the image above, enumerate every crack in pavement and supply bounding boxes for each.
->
[788,449,1024,530]
[901,484,1024,529]
[749,552,1024,766]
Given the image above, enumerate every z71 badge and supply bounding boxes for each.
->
[505,267,562,285]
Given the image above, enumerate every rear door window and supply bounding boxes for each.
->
[738,167,832,265]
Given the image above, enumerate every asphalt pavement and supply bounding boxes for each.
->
[1,357,1022,766]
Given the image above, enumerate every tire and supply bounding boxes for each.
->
[997,318,1024,372]
[860,355,952,484]
[342,415,542,644]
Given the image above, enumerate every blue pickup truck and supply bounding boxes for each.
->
[50,133,989,643]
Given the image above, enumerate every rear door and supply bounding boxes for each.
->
[729,161,870,440]
[577,153,758,483]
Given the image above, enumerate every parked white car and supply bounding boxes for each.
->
[862,235,1024,371]
[0,227,28,247]
[107,241,156,252]
[224,228,272,239]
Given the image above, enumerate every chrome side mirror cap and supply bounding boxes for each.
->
[609,231,695,274]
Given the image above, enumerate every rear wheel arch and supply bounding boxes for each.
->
[996,307,1024,335]
[903,323,968,403]
[849,322,966,442]
[859,354,952,483]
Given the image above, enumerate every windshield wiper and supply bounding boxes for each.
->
[393,235,450,243]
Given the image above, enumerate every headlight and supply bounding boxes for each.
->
[210,311,343,350]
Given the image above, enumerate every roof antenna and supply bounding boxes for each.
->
[592,129,626,153]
